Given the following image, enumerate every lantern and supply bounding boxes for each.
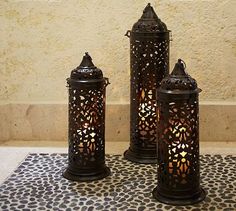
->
[152,59,206,205]
[124,3,170,163]
[63,52,111,181]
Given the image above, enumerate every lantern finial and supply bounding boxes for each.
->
[70,53,103,80]
[131,3,168,32]
[171,59,187,76]
[142,3,158,19]
[159,59,199,92]
[79,52,96,69]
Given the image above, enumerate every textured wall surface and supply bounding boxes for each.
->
[1,0,236,103]
[0,103,235,142]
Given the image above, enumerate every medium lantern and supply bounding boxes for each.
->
[63,52,111,181]
[124,3,170,163]
[152,59,206,205]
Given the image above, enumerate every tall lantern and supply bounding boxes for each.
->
[124,3,170,163]
[152,59,206,205]
[63,52,111,181]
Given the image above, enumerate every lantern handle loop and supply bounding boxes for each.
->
[104,77,110,87]
[178,59,186,69]
[170,31,173,41]
[125,30,131,38]
[66,79,70,88]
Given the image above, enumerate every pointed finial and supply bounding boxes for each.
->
[159,59,199,92]
[142,3,158,19]
[171,59,188,76]
[131,2,168,32]
[79,52,96,68]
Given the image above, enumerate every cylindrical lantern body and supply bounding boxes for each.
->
[63,53,110,181]
[153,59,206,205]
[124,3,170,163]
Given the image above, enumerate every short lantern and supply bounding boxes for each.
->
[152,59,206,205]
[124,3,170,163]
[63,52,111,181]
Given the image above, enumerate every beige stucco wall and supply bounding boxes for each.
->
[1,0,236,103]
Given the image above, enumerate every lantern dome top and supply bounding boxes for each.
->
[132,3,168,33]
[159,59,200,93]
[70,52,103,80]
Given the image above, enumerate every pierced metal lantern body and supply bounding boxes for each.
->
[124,3,170,164]
[63,53,110,181]
[152,59,206,205]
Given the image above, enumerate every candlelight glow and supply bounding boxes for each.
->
[138,89,156,137]
[168,119,190,179]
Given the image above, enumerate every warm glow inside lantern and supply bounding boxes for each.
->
[63,52,110,181]
[124,3,170,164]
[152,59,206,205]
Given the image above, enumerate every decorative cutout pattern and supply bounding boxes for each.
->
[160,72,198,91]
[157,100,199,190]
[131,3,168,33]
[71,67,103,80]
[130,38,169,149]
[68,86,105,167]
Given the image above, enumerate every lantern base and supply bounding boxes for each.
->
[152,187,206,205]
[124,148,157,164]
[63,166,111,182]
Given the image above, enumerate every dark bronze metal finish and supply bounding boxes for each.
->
[124,3,170,164]
[152,59,206,205]
[63,52,110,181]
